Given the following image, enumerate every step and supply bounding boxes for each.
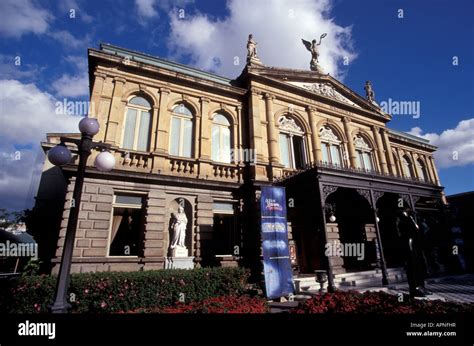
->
[336,272,407,284]
[294,268,407,292]
[335,268,405,279]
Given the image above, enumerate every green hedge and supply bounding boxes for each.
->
[0,267,249,313]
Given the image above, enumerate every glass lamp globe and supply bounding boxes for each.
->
[48,145,72,166]
[94,151,115,172]
[329,214,336,222]
[78,117,100,136]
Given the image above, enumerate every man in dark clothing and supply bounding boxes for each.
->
[396,208,430,297]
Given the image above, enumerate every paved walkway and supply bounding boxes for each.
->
[268,274,474,312]
[339,274,474,304]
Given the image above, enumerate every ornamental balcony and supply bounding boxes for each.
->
[41,135,243,184]
[275,160,438,187]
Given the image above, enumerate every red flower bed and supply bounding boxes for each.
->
[125,295,269,314]
[293,290,474,314]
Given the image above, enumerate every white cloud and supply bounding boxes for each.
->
[47,30,92,50]
[0,54,43,80]
[51,55,89,98]
[0,0,91,52]
[0,79,81,211]
[168,0,356,79]
[135,0,159,19]
[58,0,93,23]
[51,74,89,98]
[0,0,53,38]
[135,0,194,19]
[409,119,474,168]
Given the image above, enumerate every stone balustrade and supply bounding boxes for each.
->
[212,162,243,182]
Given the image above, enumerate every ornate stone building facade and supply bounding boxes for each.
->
[34,43,450,280]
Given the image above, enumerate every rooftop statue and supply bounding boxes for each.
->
[302,33,327,72]
[364,80,376,103]
[247,34,258,61]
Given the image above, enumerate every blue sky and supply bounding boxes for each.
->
[0,0,473,211]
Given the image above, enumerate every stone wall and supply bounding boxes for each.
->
[51,177,235,274]
[326,222,345,275]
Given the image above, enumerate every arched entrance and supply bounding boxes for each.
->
[376,193,408,268]
[288,193,323,274]
[326,188,375,272]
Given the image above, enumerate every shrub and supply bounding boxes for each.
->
[22,258,42,276]
[125,295,269,314]
[293,290,474,314]
[0,267,249,313]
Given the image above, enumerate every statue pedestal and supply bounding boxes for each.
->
[165,257,195,270]
[166,246,194,269]
[172,245,189,258]
[247,56,263,66]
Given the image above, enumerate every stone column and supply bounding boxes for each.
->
[381,128,396,175]
[307,106,322,163]
[195,194,214,265]
[199,97,211,160]
[429,156,441,186]
[396,147,405,177]
[372,126,389,174]
[232,122,239,163]
[144,189,167,267]
[236,106,243,152]
[149,106,159,151]
[152,88,170,173]
[424,154,436,183]
[91,73,107,142]
[105,77,126,145]
[249,90,264,163]
[413,153,422,179]
[154,88,170,154]
[264,93,279,164]
[194,101,202,159]
[407,151,419,179]
[343,117,357,168]
[249,90,267,180]
[198,97,213,178]
[91,72,106,118]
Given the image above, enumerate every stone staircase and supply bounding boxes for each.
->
[294,267,407,293]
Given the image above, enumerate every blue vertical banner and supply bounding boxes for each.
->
[260,186,294,299]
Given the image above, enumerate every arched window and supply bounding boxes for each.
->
[319,125,343,167]
[278,115,307,169]
[170,103,193,157]
[416,158,429,182]
[122,96,152,151]
[212,113,231,163]
[401,155,414,178]
[354,135,374,171]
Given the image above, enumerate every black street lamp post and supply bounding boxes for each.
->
[48,118,115,313]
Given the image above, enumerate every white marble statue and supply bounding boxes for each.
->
[302,33,327,71]
[170,206,187,250]
[247,34,258,61]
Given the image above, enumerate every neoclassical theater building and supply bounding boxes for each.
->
[34,42,453,282]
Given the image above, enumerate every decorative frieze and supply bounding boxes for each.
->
[322,185,338,201]
[298,82,359,107]
[354,135,371,151]
[356,188,371,203]
[278,115,303,134]
[319,126,341,143]
[373,190,385,203]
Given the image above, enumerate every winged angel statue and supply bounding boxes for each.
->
[302,33,327,71]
